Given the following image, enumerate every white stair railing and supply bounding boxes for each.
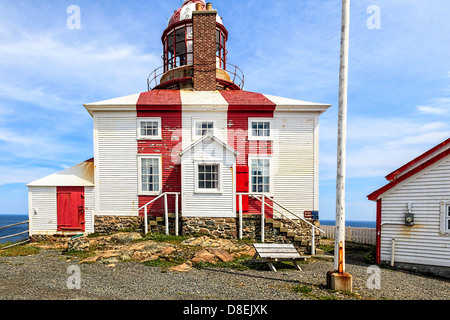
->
[237,193,324,255]
[138,192,180,236]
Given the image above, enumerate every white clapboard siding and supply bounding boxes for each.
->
[182,138,236,217]
[95,111,139,216]
[84,186,95,233]
[28,187,57,235]
[272,115,315,219]
[380,156,450,267]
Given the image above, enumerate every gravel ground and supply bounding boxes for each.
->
[0,241,448,301]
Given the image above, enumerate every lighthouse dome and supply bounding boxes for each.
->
[168,0,223,28]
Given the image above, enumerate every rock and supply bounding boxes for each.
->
[169,261,193,272]
[191,249,218,264]
[79,255,100,264]
[233,247,256,258]
[159,246,176,256]
[67,236,90,252]
[110,232,142,244]
[209,248,234,262]
[132,251,153,262]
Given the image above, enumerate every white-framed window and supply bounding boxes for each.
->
[440,202,450,235]
[138,155,162,195]
[194,162,222,193]
[249,156,272,194]
[248,118,273,140]
[137,118,162,140]
[192,119,216,139]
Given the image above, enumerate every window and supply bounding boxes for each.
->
[250,158,271,193]
[193,119,215,139]
[440,202,450,235]
[216,29,227,69]
[446,204,450,232]
[195,162,222,193]
[248,119,273,140]
[196,121,214,136]
[163,23,226,72]
[137,118,161,140]
[138,156,162,195]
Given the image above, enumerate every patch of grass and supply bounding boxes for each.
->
[292,285,313,294]
[62,250,94,260]
[364,246,376,264]
[319,243,334,254]
[193,257,253,271]
[0,245,40,257]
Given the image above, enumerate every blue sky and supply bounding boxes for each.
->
[0,1,449,221]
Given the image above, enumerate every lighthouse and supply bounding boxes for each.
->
[27,1,331,251]
[149,0,242,91]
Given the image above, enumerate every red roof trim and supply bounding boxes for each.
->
[136,90,182,111]
[220,91,276,111]
[385,138,450,181]
[368,147,450,201]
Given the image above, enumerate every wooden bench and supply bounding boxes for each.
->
[248,243,310,272]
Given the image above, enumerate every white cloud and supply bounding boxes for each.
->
[416,98,450,116]
[320,116,450,181]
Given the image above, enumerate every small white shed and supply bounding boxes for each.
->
[368,138,450,277]
[27,159,95,236]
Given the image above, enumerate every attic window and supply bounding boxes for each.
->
[193,119,215,139]
[248,118,273,140]
[138,118,161,140]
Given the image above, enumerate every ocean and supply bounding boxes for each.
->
[0,214,29,244]
[319,220,376,228]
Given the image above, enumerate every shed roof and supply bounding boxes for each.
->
[367,139,450,201]
[27,159,94,187]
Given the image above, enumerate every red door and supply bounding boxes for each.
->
[57,187,85,231]
[236,166,249,212]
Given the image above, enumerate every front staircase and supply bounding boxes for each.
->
[140,192,325,255]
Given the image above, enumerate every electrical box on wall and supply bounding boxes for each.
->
[405,202,414,226]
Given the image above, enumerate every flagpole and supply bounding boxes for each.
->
[327,0,353,292]
[335,0,350,273]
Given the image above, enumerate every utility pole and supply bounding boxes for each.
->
[327,0,353,292]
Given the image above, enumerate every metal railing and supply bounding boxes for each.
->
[0,220,30,250]
[139,192,181,236]
[237,193,324,255]
[146,62,244,91]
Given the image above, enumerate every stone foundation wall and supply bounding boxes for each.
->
[182,217,237,238]
[94,216,143,234]
[92,215,320,248]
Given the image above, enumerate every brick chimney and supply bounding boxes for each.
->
[192,3,217,91]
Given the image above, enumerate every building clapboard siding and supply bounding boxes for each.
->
[368,138,450,275]
[28,187,57,235]
[379,157,450,267]
[94,111,138,216]
[272,115,317,218]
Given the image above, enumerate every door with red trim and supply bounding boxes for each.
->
[57,187,85,231]
[236,166,249,212]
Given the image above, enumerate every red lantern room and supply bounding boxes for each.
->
[148,0,244,91]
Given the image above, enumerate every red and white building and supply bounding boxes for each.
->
[368,138,450,276]
[27,1,330,237]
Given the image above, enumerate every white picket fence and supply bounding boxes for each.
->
[320,225,376,245]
